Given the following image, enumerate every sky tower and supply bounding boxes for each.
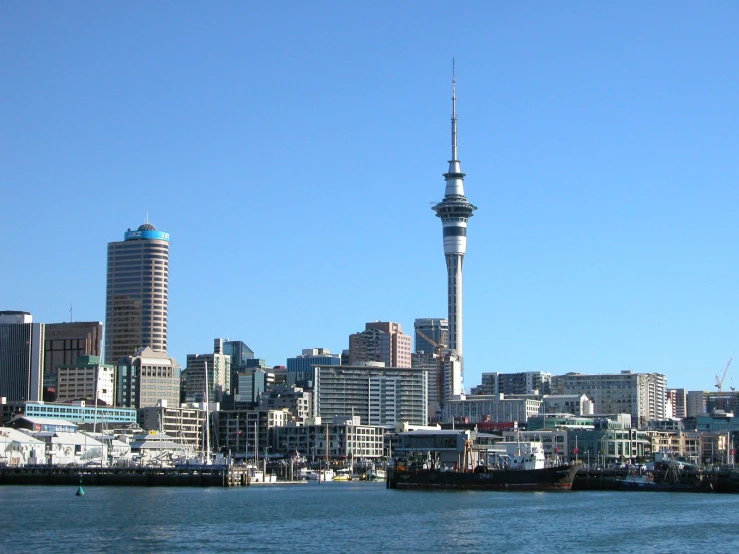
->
[432,66,477,384]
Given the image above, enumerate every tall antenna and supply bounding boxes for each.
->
[451,58,458,162]
[69,303,73,323]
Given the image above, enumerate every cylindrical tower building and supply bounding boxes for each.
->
[105,222,170,364]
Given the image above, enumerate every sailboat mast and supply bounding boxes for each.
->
[204,360,210,461]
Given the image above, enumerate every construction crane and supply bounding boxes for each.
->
[715,357,732,396]
[416,329,446,355]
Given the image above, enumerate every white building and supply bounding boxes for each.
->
[0,427,45,465]
[541,394,594,416]
[443,395,542,424]
[552,371,667,428]
[314,364,427,426]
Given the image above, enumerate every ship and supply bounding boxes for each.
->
[387,430,580,491]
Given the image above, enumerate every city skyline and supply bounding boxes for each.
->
[3,3,739,392]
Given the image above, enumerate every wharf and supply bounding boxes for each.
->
[573,467,739,493]
[0,465,286,487]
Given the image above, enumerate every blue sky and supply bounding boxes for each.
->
[2,2,738,393]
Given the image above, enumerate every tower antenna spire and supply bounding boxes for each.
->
[451,58,458,162]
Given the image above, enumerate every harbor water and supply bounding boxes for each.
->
[3,481,739,553]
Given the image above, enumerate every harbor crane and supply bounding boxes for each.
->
[715,357,732,396]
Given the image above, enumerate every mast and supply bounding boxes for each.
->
[204,360,210,462]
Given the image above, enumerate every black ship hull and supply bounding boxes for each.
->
[388,463,579,491]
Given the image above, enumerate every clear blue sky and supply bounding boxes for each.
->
[2,2,738,393]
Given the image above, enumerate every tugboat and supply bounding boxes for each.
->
[387,430,579,491]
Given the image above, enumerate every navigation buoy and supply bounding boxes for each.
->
[76,475,85,496]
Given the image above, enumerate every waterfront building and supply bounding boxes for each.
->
[551,371,667,428]
[0,311,44,402]
[1,401,137,426]
[442,395,541,425]
[56,356,115,406]
[105,221,170,364]
[313,364,428,426]
[687,390,708,417]
[116,346,180,409]
[646,429,701,464]
[128,431,189,464]
[43,321,102,400]
[561,425,650,464]
[274,416,385,462]
[139,401,206,451]
[413,318,448,355]
[0,427,45,466]
[541,394,593,416]
[287,348,340,389]
[182,339,231,404]
[694,411,739,433]
[700,431,732,465]
[7,415,77,434]
[431,71,477,383]
[216,408,291,459]
[348,322,412,368]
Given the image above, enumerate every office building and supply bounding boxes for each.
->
[348,321,412,368]
[0,311,44,402]
[43,321,102,399]
[443,395,542,424]
[182,339,231,404]
[286,348,340,389]
[56,355,115,406]
[116,346,180,409]
[105,221,170,364]
[236,368,266,405]
[431,72,476,381]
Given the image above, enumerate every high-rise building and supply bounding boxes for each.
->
[667,388,687,418]
[552,371,667,428]
[105,222,170,364]
[0,311,44,402]
[348,322,412,368]
[413,318,448,355]
[431,70,476,384]
[43,321,102,400]
[313,364,428,426]
[286,348,340,389]
[687,390,708,417]
[182,339,231,404]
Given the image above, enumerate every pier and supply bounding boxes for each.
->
[0,465,270,487]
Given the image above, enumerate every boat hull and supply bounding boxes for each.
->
[388,464,579,491]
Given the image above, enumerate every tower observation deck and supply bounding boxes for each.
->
[432,67,477,388]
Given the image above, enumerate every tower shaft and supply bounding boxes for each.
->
[432,68,477,396]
